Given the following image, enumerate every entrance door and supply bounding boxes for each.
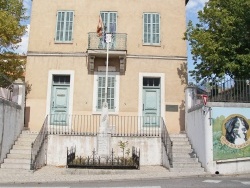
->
[142,78,161,127]
[50,75,70,125]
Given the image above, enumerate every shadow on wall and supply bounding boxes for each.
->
[25,106,30,129]
[179,100,185,132]
[177,62,187,86]
[177,62,187,133]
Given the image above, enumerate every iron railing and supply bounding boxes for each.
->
[67,146,140,169]
[88,32,127,51]
[30,115,48,170]
[197,78,250,103]
[48,114,162,137]
[161,118,173,167]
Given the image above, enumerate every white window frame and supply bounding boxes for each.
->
[92,72,120,114]
[143,13,160,45]
[55,11,74,42]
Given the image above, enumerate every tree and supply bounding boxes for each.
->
[184,0,250,82]
[0,0,28,87]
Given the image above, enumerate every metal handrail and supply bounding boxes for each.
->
[30,115,48,170]
[161,118,173,167]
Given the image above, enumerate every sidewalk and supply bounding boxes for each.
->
[0,166,210,184]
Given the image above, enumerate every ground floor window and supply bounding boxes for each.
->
[93,72,119,113]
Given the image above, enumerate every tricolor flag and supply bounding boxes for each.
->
[96,15,103,37]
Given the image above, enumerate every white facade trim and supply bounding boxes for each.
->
[138,72,165,121]
[92,71,120,114]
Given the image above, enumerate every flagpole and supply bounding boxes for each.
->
[104,35,111,103]
[99,33,111,134]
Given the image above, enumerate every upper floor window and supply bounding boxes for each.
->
[55,11,74,42]
[100,11,117,33]
[143,13,160,45]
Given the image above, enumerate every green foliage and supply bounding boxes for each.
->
[0,0,28,51]
[118,140,129,158]
[184,0,250,82]
[0,0,28,87]
[213,115,225,132]
[0,53,26,87]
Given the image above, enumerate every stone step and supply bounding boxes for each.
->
[170,134,187,138]
[0,168,32,174]
[172,145,192,149]
[172,148,193,153]
[172,162,201,168]
[170,137,189,142]
[19,133,38,138]
[10,149,31,155]
[12,145,31,150]
[172,157,198,162]
[4,158,30,164]
[172,152,194,158]
[15,140,33,146]
[17,137,36,142]
[0,163,30,170]
[172,140,190,145]
[7,153,31,159]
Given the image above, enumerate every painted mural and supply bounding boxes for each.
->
[212,107,250,160]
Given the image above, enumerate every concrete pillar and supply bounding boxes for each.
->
[185,86,197,111]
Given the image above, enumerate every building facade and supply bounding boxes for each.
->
[25,0,188,133]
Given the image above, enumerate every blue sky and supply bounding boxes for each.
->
[17,0,208,78]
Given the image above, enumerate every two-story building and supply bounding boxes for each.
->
[25,0,188,134]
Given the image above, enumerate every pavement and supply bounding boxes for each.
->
[0,165,212,184]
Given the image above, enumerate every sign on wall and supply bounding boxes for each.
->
[212,107,250,160]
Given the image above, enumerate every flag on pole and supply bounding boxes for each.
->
[97,15,103,37]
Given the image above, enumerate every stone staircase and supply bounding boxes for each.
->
[170,133,205,173]
[0,131,37,170]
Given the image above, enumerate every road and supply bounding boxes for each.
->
[0,175,250,188]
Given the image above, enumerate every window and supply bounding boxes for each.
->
[93,73,119,113]
[55,11,74,42]
[97,75,115,110]
[100,11,117,33]
[143,13,160,45]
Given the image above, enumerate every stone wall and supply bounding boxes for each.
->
[46,135,163,166]
[0,84,25,163]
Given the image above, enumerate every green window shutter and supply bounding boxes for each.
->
[107,76,115,110]
[97,76,105,109]
[56,11,74,42]
[143,13,160,45]
[97,76,116,111]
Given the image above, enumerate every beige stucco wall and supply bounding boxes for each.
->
[26,0,187,133]
[26,56,186,132]
[28,0,186,56]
